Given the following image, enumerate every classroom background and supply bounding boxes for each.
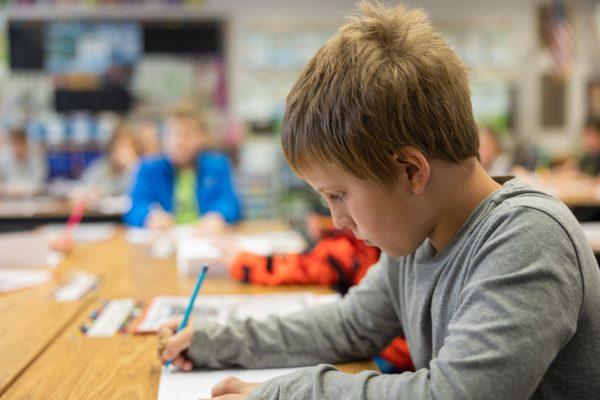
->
[1,0,600,399]
[0,0,600,227]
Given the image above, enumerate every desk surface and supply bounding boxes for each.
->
[1,222,375,399]
[0,284,91,397]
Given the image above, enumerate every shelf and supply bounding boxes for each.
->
[3,4,225,21]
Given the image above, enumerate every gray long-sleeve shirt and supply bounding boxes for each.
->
[188,178,600,399]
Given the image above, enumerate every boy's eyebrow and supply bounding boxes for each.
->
[316,187,338,193]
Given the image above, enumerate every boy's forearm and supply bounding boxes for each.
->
[247,364,432,400]
[187,301,387,369]
[187,259,400,369]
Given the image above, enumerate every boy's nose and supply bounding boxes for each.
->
[331,210,353,231]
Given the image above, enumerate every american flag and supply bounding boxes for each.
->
[542,1,574,80]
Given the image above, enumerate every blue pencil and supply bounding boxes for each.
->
[165,265,209,371]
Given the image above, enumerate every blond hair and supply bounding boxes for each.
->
[166,102,208,134]
[281,1,478,183]
[107,122,142,156]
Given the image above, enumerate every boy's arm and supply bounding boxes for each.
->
[187,254,402,368]
[246,208,584,400]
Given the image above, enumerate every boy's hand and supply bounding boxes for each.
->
[146,209,175,230]
[207,376,260,399]
[157,316,194,371]
[196,212,227,234]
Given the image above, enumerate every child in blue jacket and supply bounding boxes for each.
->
[124,109,241,229]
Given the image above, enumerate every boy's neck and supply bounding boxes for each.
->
[427,158,503,252]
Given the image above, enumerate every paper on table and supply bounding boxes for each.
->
[126,228,158,245]
[135,295,237,332]
[0,268,53,293]
[158,367,303,400]
[54,271,99,302]
[176,231,307,276]
[126,225,198,246]
[41,223,117,243]
[0,232,51,268]
[236,231,307,256]
[134,293,340,333]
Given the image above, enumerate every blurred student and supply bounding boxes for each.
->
[76,123,141,200]
[478,124,512,176]
[0,128,47,197]
[578,118,600,176]
[133,117,161,157]
[124,108,241,230]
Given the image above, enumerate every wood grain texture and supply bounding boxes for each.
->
[2,224,376,399]
[0,282,91,396]
[3,300,375,399]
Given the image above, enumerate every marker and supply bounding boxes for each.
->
[65,200,86,237]
[165,265,209,371]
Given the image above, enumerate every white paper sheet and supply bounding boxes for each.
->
[135,293,340,333]
[54,271,99,302]
[0,232,51,267]
[0,268,53,293]
[176,231,307,276]
[157,367,303,400]
[126,227,307,271]
[41,223,117,243]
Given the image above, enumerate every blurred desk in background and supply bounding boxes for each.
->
[522,173,600,208]
[0,196,126,231]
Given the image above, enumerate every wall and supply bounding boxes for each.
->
[2,0,599,154]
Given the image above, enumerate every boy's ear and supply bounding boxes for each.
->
[391,147,430,195]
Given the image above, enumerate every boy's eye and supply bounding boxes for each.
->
[327,193,345,202]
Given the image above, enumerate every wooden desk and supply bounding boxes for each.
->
[2,224,375,399]
[0,279,92,397]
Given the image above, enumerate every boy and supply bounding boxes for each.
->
[158,2,600,399]
[124,108,241,229]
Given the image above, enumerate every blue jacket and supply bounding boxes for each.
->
[124,152,242,227]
